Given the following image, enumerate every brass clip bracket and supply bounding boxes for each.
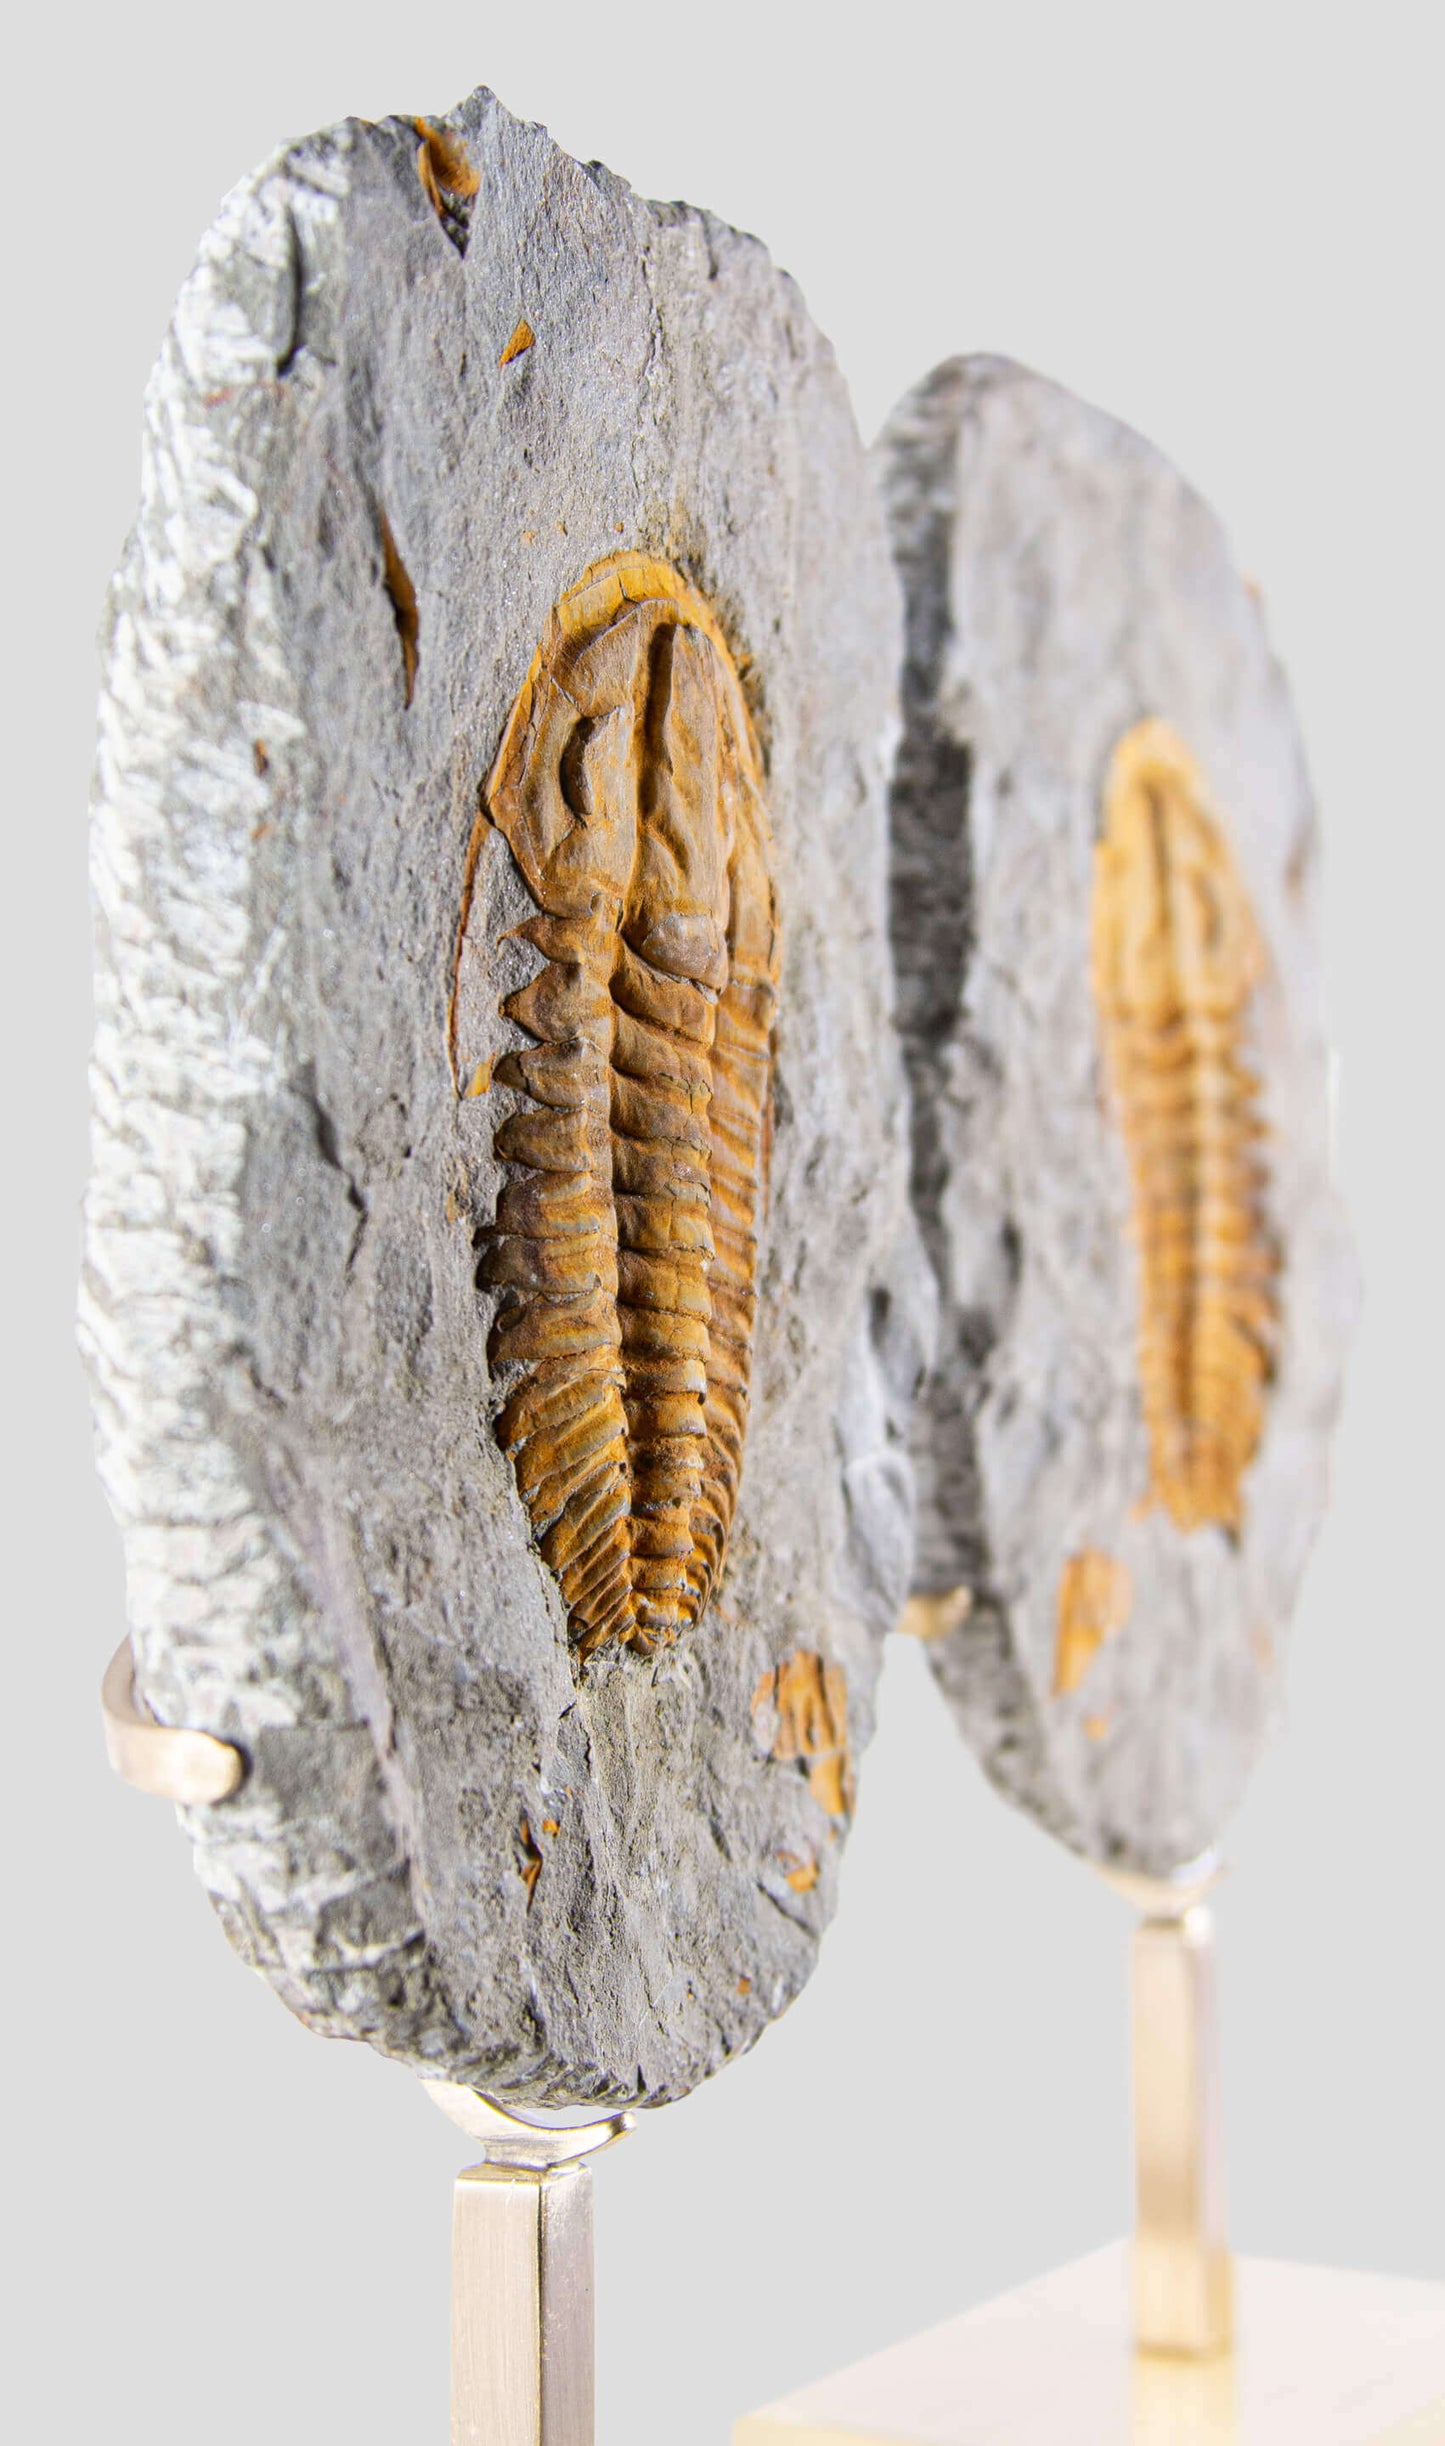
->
[422,2080,634,2173]
[100,1636,246,1804]
[425,2083,633,2445]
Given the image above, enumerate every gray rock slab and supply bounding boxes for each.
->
[80,88,923,2104]
[878,355,1354,1875]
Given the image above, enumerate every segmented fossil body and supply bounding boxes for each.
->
[469,555,780,1656]
[1092,719,1277,1536]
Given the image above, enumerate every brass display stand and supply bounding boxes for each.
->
[736,1859,1445,2445]
[102,1637,627,2445]
[103,1639,1444,2443]
[422,2081,631,2446]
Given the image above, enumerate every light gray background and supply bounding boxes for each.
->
[3,4,1440,2441]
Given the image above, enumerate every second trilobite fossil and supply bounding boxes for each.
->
[1092,717,1279,1536]
[464,554,780,1657]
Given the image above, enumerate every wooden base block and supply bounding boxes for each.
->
[734,2244,1445,2445]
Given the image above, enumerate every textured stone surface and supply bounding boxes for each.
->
[878,355,1353,1874]
[80,88,921,2103]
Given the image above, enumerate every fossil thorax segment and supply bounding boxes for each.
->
[463,556,780,1657]
[1092,719,1278,1536]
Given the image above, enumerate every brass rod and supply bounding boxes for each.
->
[427,2081,631,2446]
[1104,1857,1234,2359]
[451,2163,595,2446]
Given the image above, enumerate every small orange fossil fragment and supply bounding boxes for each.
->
[736,1975,752,1995]
[1093,718,1278,1536]
[378,510,419,706]
[415,119,479,221]
[778,1851,819,1893]
[1083,1712,1113,1742]
[500,318,536,367]
[517,1816,543,1906]
[465,1057,493,1099]
[1053,1549,1133,1696]
[752,1652,855,1818]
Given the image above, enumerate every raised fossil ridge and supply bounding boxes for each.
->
[463,556,779,1655]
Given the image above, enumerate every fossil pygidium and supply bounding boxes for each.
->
[1092,718,1278,1536]
[471,554,779,1656]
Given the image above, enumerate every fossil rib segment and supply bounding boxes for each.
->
[1092,718,1278,1536]
[751,1652,856,1820]
[475,554,780,1656]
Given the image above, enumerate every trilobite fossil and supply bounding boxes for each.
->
[461,554,780,1656]
[1092,717,1279,1536]
[876,352,1355,1874]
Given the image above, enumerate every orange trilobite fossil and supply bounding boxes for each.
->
[1092,718,1278,1536]
[470,554,780,1657]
